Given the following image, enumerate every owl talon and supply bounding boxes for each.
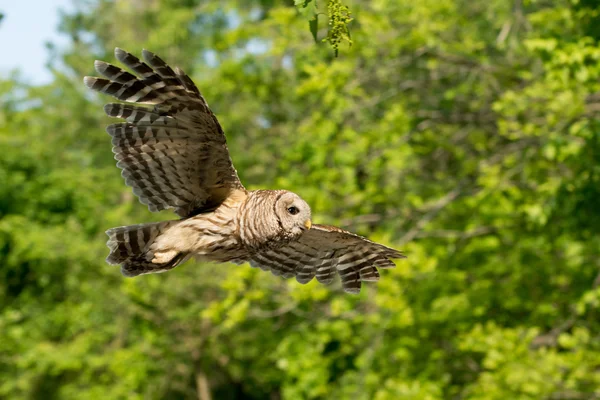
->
[152,250,178,264]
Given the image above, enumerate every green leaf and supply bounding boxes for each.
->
[295,0,317,19]
[309,15,319,42]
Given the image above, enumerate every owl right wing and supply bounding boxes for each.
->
[249,224,405,294]
[84,48,245,217]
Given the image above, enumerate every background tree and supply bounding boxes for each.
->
[1,0,600,399]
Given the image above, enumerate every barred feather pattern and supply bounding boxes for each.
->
[249,224,405,294]
[106,189,249,276]
[106,220,184,276]
[87,49,406,294]
[84,48,244,217]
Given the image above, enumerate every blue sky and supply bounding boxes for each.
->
[0,0,73,84]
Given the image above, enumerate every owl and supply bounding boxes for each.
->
[84,48,404,294]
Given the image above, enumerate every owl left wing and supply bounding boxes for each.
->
[249,224,405,294]
[84,48,244,217]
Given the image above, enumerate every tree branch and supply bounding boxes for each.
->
[399,186,463,244]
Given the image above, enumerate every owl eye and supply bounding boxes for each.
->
[287,206,300,215]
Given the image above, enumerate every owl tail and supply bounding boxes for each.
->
[105,221,187,277]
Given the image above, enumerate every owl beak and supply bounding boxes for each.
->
[304,219,312,230]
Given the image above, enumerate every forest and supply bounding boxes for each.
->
[1,0,600,399]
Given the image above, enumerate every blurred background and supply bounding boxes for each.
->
[2,0,600,399]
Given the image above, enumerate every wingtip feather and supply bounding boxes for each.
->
[103,103,113,116]
[94,60,108,74]
[141,49,154,62]
[344,287,361,295]
[114,47,127,61]
[83,76,96,89]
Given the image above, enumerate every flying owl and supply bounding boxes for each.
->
[84,48,404,294]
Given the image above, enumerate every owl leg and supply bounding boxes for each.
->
[106,221,187,277]
[152,250,179,264]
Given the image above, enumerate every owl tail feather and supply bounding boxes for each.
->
[105,221,187,277]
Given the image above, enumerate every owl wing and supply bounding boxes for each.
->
[250,224,405,294]
[84,48,244,217]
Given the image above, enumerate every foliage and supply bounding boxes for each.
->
[1,0,600,399]
[295,0,353,56]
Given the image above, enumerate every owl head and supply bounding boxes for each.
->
[274,191,312,239]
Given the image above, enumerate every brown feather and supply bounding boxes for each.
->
[84,48,244,217]
[250,224,405,294]
[87,49,406,294]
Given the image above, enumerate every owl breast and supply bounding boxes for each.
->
[156,191,249,264]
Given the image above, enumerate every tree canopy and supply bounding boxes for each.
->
[1,0,600,399]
